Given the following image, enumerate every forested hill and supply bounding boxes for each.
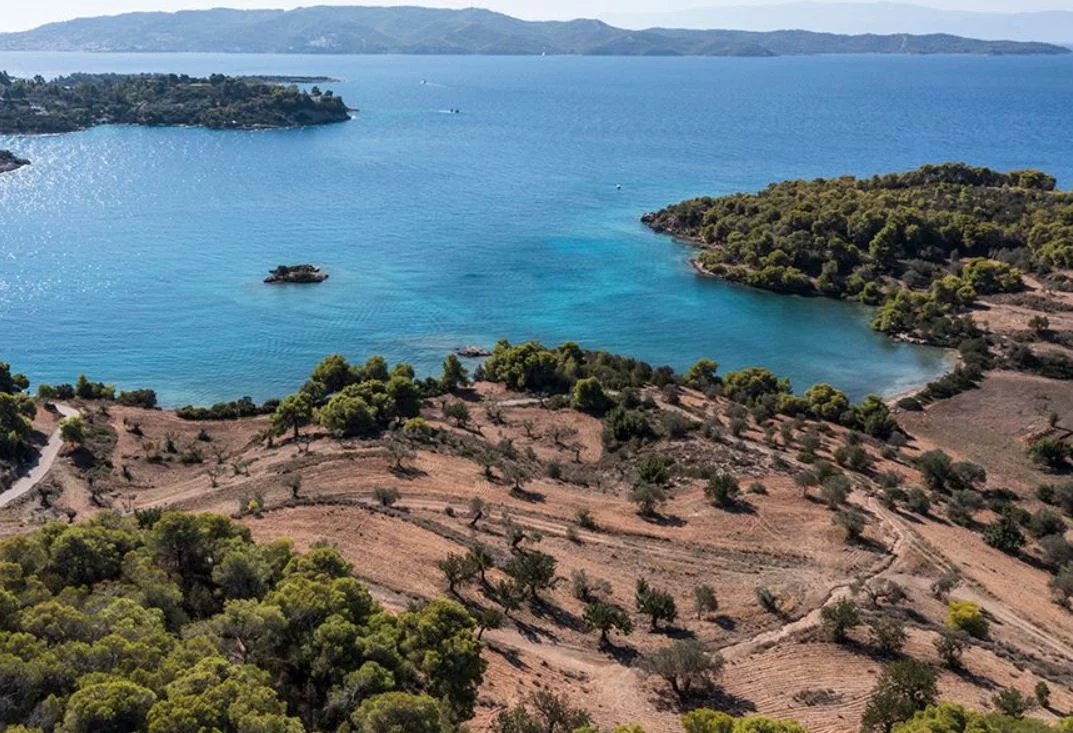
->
[0,6,1068,56]
[0,71,351,134]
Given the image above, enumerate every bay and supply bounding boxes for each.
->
[3,52,1070,405]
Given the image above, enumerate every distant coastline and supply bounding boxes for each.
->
[0,6,1067,57]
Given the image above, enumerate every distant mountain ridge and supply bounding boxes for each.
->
[0,6,1067,57]
[608,2,1073,45]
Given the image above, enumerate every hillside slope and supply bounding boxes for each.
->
[4,339,1073,731]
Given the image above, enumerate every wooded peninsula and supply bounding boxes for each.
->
[0,71,351,134]
[644,164,1073,347]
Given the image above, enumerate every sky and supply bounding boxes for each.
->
[3,0,1072,33]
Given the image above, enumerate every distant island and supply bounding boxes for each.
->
[608,3,1073,46]
[264,264,329,284]
[0,150,29,173]
[644,163,1073,346]
[0,71,351,134]
[0,6,1067,57]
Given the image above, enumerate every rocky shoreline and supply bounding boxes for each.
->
[0,150,29,173]
[684,242,955,359]
[642,164,1072,352]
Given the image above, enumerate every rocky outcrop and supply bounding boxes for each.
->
[0,150,29,173]
[264,264,329,284]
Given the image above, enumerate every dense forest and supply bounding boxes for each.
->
[0,7,1067,56]
[0,510,485,732]
[0,71,350,134]
[644,164,1073,345]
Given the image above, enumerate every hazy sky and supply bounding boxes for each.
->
[4,0,1072,33]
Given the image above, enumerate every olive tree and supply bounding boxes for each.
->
[642,640,723,701]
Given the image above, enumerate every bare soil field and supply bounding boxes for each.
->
[5,373,1073,732]
[898,370,1073,493]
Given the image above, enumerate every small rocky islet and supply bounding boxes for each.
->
[0,150,29,173]
[264,264,329,284]
[455,345,492,358]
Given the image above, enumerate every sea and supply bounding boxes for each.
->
[3,52,1072,405]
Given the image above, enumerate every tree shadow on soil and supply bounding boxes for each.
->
[719,500,757,516]
[642,513,686,528]
[531,598,586,634]
[713,615,737,631]
[486,641,530,671]
[513,618,559,644]
[655,688,757,717]
[658,626,698,641]
[952,665,1001,692]
[892,508,925,525]
[68,446,97,471]
[509,486,546,503]
[604,641,640,666]
[389,465,428,480]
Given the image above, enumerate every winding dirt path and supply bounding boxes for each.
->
[0,404,79,509]
[719,495,904,660]
[867,498,1073,663]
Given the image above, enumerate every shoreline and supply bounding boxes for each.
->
[24,339,958,413]
[687,254,955,337]
[683,257,958,403]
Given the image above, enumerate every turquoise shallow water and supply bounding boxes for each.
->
[2,52,1072,405]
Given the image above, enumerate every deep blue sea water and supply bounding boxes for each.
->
[3,53,1072,405]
